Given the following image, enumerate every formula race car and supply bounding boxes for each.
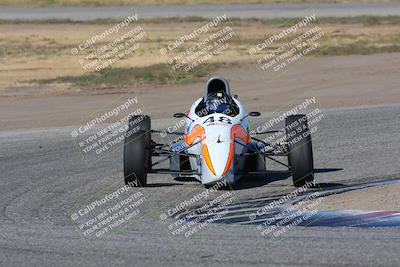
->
[124,76,314,188]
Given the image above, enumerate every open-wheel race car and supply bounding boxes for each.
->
[124,76,314,188]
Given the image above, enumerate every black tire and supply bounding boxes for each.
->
[244,153,266,172]
[285,115,314,187]
[124,115,151,187]
[179,155,192,171]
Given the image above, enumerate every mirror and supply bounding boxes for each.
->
[173,113,186,118]
[173,112,195,122]
[249,111,261,117]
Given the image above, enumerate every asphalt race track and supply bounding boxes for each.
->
[179,178,400,227]
[1,104,400,266]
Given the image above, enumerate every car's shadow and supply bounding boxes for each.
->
[174,176,199,182]
[170,168,344,190]
[221,168,344,190]
[145,182,184,187]
[314,168,343,173]
[225,172,290,190]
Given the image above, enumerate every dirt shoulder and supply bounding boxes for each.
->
[316,183,400,211]
[1,53,400,130]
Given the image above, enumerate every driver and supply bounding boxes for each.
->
[205,91,232,115]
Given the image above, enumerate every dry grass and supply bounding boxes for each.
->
[1,0,400,6]
[1,17,400,90]
[3,16,400,25]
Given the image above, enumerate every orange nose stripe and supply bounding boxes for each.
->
[202,144,216,175]
[222,143,234,176]
[222,125,250,176]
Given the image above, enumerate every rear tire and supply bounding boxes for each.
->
[124,115,151,187]
[285,115,314,187]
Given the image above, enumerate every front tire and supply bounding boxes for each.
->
[285,115,314,187]
[123,115,151,187]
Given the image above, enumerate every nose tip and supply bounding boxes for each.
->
[213,169,225,178]
[202,142,231,177]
